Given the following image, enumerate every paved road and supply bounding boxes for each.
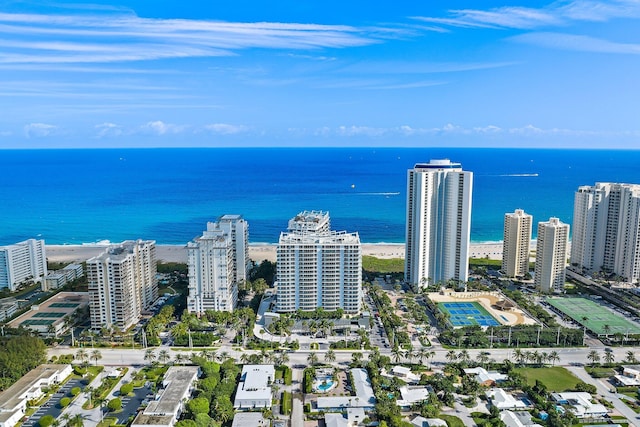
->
[50,344,640,368]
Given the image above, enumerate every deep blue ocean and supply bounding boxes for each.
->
[1,148,639,245]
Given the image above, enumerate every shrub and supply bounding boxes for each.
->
[119,383,134,395]
[73,366,86,376]
[107,398,122,412]
[60,397,71,408]
[71,387,81,396]
[38,415,55,427]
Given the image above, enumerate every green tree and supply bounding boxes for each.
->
[60,397,71,407]
[71,386,81,396]
[107,398,122,412]
[188,397,210,415]
[211,395,234,423]
[90,349,102,366]
[119,383,134,395]
[38,415,55,427]
[307,353,318,366]
[324,349,336,363]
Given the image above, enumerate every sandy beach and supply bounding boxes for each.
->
[46,242,511,264]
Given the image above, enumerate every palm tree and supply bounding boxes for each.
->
[158,349,171,364]
[324,349,336,363]
[174,353,188,365]
[604,348,615,365]
[513,349,525,366]
[587,350,600,366]
[458,349,470,365]
[90,349,102,366]
[351,352,363,365]
[75,349,88,363]
[144,349,157,365]
[392,347,403,363]
[476,351,491,368]
[549,351,560,366]
[625,351,637,364]
[603,324,612,340]
[581,316,589,345]
[307,352,319,366]
[240,353,251,364]
[445,350,457,364]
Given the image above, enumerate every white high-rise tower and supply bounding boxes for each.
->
[502,209,532,277]
[405,160,473,287]
[276,211,362,314]
[87,240,158,331]
[571,182,640,283]
[187,215,248,314]
[534,218,569,293]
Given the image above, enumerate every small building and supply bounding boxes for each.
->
[0,298,18,322]
[551,392,608,418]
[614,365,640,387]
[231,412,269,427]
[386,366,420,383]
[317,368,376,411]
[486,388,528,410]
[234,365,275,409]
[325,408,366,427]
[131,366,200,427]
[397,386,430,408]
[0,364,72,427]
[464,367,508,386]
[410,417,447,427]
[500,411,544,427]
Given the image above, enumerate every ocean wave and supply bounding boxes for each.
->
[497,173,539,177]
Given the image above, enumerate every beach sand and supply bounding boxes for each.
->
[46,242,509,264]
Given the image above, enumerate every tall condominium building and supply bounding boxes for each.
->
[0,239,47,291]
[502,209,533,277]
[87,240,157,331]
[276,211,362,314]
[571,182,640,283]
[534,218,569,293]
[405,160,473,287]
[187,216,249,314]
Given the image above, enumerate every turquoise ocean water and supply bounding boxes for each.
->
[1,148,639,245]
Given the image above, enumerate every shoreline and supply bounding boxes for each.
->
[45,242,518,264]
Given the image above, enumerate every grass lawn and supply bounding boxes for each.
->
[362,256,404,273]
[439,414,465,427]
[514,367,581,392]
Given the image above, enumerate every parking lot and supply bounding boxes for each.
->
[113,384,152,424]
[22,378,84,427]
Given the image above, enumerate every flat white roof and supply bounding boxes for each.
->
[234,365,275,407]
[351,368,375,405]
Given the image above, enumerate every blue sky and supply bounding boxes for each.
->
[2,0,640,148]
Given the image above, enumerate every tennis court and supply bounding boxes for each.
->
[50,302,80,308]
[21,319,55,326]
[547,297,640,335]
[32,312,66,318]
[438,301,501,327]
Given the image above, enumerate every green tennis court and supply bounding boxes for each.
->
[21,319,55,326]
[32,312,66,318]
[50,302,79,308]
[547,297,640,335]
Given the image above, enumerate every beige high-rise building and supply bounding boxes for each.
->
[405,160,473,287]
[534,218,569,293]
[502,209,532,277]
[87,240,157,331]
[276,211,362,314]
[571,182,640,283]
[187,216,248,314]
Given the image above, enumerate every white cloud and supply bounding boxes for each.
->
[23,122,58,138]
[290,123,638,138]
[413,0,640,30]
[139,121,187,136]
[0,130,12,137]
[95,122,124,138]
[0,11,392,65]
[511,32,640,54]
[203,123,248,135]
